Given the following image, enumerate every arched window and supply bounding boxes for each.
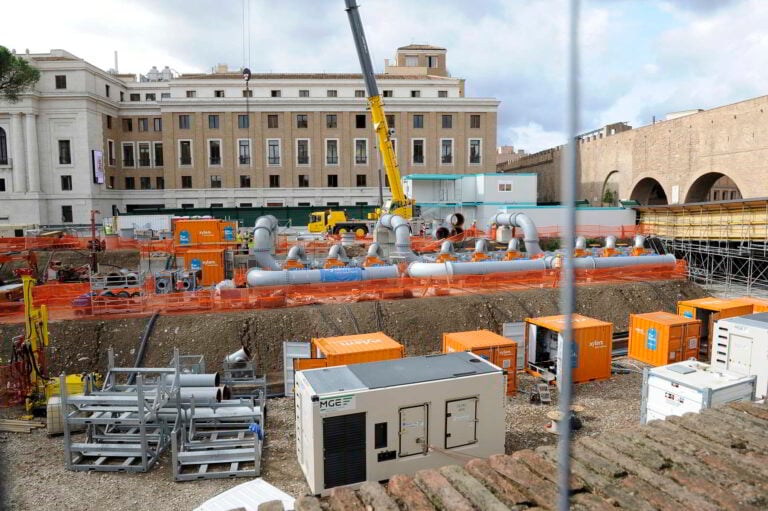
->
[0,128,7,165]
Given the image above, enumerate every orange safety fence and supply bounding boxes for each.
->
[0,360,29,407]
[0,259,686,324]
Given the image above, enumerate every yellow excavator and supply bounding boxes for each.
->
[4,275,90,420]
[344,0,420,221]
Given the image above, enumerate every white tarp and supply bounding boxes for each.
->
[194,479,295,511]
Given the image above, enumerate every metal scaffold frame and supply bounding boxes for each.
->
[638,199,768,296]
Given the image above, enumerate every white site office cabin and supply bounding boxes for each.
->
[294,352,506,495]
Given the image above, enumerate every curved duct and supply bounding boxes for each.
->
[367,242,384,258]
[507,238,520,252]
[440,241,455,255]
[377,214,417,261]
[247,265,400,287]
[474,239,490,254]
[251,215,281,270]
[328,244,348,260]
[408,258,547,278]
[446,213,465,227]
[575,236,586,250]
[492,212,543,256]
[605,235,617,249]
[634,235,646,249]
[286,245,306,262]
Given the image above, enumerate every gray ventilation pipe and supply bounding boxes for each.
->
[474,238,490,254]
[159,404,262,422]
[367,242,383,258]
[507,238,520,252]
[408,258,547,278]
[285,245,306,263]
[575,236,586,250]
[163,373,220,387]
[377,214,417,261]
[251,215,281,270]
[492,212,543,256]
[439,240,454,255]
[570,254,676,270]
[247,265,399,287]
[328,244,347,260]
[634,235,646,249]
[605,235,617,249]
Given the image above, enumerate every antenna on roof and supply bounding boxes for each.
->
[114,51,119,74]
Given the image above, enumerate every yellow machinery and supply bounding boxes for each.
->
[7,275,90,417]
[344,0,419,221]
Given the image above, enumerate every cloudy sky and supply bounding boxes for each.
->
[3,0,765,152]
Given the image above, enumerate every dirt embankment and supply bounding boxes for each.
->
[0,280,706,377]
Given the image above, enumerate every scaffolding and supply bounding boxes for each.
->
[638,198,768,297]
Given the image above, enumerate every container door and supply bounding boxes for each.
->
[667,325,682,363]
[502,322,526,371]
[527,324,537,369]
[283,341,311,397]
[323,412,366,489]
[445,398,478,449]
[399,404,428,457]
[684,323,701,361]
[727,334,753,376]
[494,346,517,395]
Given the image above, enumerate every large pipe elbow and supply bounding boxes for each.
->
[286,245,306,262]
[492,212,542,256]
[445,213,464,227]
[367,242,383,258]
[634,235,646,249]
[377,214,415,259]
[507,238,520,252]
[328,244,347,260]
[440,240,455,254]
[575,236,586,250]
[474,238,490,254]
[605,235,617,249]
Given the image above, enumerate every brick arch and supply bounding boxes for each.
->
[630,177,668,205]
[684,171,744,203]
[600,170,620,205]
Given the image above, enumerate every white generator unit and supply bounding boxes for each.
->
[641,360,756,424]
[294,352,505,496]
[712,312,768,400]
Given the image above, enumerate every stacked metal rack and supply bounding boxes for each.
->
[60,349,181,472]
[59,347,266,481]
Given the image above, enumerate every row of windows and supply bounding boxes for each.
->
[114,113,482,132]
[110,138,483,168]
[116,173,373,190]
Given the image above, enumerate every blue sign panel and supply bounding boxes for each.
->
[647,327,657,351]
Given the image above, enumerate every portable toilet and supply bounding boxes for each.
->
[524,314,612,387]
[442,329,517,395]
[676,297,754,361]
[628,311,701,366]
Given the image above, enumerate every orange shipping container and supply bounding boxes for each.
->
[174,219,225,247]
[525,314,613,385]
[442,330,517,395]
[184,249,225,286]
[295,332,405,371]
[676,297,754,360]
[739,296,768,313]
[628,312,701,366]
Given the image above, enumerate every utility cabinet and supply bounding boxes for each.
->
[641,360,756,424]
[712,312,768,400]
[294,352,505,495]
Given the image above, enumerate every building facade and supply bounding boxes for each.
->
[0,45,498,225]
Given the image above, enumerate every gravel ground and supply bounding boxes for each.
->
[0,367,645,510]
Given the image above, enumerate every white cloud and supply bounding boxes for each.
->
[1,0,762,155]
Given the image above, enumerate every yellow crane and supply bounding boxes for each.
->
[344,0,419,220]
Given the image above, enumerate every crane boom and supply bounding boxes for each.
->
[344,0,415,218]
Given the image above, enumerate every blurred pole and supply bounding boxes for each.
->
[558,0,580,510]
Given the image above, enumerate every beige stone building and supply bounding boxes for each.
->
[0,45,498,224]
[498,98,767,205]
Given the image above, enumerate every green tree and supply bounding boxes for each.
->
[0,46,40,103]
[602,188,615,206]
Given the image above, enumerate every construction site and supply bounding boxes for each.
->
[3,1,768,510]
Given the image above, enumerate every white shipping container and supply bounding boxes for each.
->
[116,214,173,233]
[641,360,756,424]
[295,352,505,496]
[712,313,768,400]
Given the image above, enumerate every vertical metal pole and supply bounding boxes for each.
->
[558,1,579,510]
